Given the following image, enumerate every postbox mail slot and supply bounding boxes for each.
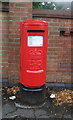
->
[27,30,45,32]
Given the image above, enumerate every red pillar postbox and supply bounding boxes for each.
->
[20,19,48,105]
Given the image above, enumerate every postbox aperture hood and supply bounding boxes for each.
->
[21,19,48,26]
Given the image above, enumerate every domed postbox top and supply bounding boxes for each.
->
[21,19,48,26]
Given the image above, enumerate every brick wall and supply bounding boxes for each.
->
[0,3,9,84]
[1,3,73,84]
[0,3,2,84]
[33,9,73,84]
[2,11,9,82]
[1,2,32,84]
[8,2,32,83]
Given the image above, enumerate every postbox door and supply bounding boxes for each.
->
[26,32,44,71]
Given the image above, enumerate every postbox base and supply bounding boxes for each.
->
[19,83,46,105]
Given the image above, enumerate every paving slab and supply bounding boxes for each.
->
[0,97,2,120]
[62,105,73,120]
[3,108,35,119]
[34,109,48,118]
[16,108,35,118]
[2,101,16,118]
